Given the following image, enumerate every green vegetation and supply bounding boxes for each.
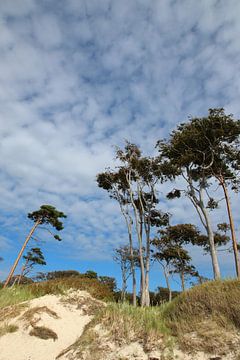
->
[162,279,240,353]
[64,279,240,358]
[0,276,114,309]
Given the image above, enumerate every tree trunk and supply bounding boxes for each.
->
[162,265,172,302]
[121,263,127,302]
[4,220,40,288]
[220,178,240,278]
[199,187,221,280]
[17,259,28,285]
[127,221,137,306]
[180,271,185,291]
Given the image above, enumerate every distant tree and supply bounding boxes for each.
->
[17,247,46,285]
[152,223,229,294]
[4,205,66,288]
[84,270,98,279]
[38,270,80,281]
[98,276,117,292]
[113,245,139,302]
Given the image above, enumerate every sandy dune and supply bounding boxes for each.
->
[0,290,95,360]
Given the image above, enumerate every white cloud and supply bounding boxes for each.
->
[0,0,240,280]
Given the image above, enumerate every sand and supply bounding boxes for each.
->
[0,291,93,360]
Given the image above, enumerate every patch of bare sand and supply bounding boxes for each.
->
[0,290,101,360]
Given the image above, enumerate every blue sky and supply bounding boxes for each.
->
[1,0,240,291]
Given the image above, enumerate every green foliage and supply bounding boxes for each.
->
[28,205,67,233]
[23,247,46,266]
[149,288,180,305]
[35,270,81,281]
[98,276,117,292]
[83,270,98,279]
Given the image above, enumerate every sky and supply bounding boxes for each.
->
[1,0,240,291]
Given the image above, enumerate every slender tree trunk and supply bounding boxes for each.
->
[17,259,28,285]
[127,177,146,306]
[126,220,137,306]
[162,265,172,302]
[4,220,40,288]
[180,271,185,291]
[220,178,240,278]
[121,263,127,302]
[144,227,151,307]
[199,187,221,280]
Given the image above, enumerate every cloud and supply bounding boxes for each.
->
[0,0,240,281]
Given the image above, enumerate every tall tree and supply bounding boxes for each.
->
[156,111,232,279]
[98,142,168,306]
[4,205,66,288]
[117,143,168,306]
[177,109,240,277]
[17,247,46,285]
[97,169,137,306]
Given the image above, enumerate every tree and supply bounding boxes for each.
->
[4,205,66,288]
[97,168,138,306]
[152,224,200,297]
[17,247,46,285]
[158,109,240,278]
[84,270,98,279]
[98,142,168,306]
[98,276,117,292]
[113,245,139,302]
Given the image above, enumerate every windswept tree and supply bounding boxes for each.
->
[97,168,137,306]
[17,247,46,285]
[98,142,168,306]
[158,108,240,278]
[115,142,169,306]
[152,224,200,298]
[152,223,229,295]
[4,205,66,288]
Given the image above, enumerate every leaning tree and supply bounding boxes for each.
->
[17,247,46,285]
[4,205,66,288]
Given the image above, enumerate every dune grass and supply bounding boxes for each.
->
[161,278,240,354]
[0,323,18,337]
[0,276,114,309]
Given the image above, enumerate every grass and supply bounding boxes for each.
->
[96,302,170,344]
[0,323,18,337]
[0,276,114,309]
[60,302,172,359]
[21,306,59,327]
[61,279,240,358]
[162,279,240,354]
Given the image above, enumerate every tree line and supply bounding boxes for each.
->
[97,108,240,307]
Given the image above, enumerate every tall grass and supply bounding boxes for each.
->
[97,302,170,341]
[0,276,114,309]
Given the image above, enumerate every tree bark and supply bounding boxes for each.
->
[162,265,172,301]
[4,220,40,288]
[180,271,185,291]
[127,173,146,306]
[17,259,28,285]
[220,178,240,278]
[199,187,221,279]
